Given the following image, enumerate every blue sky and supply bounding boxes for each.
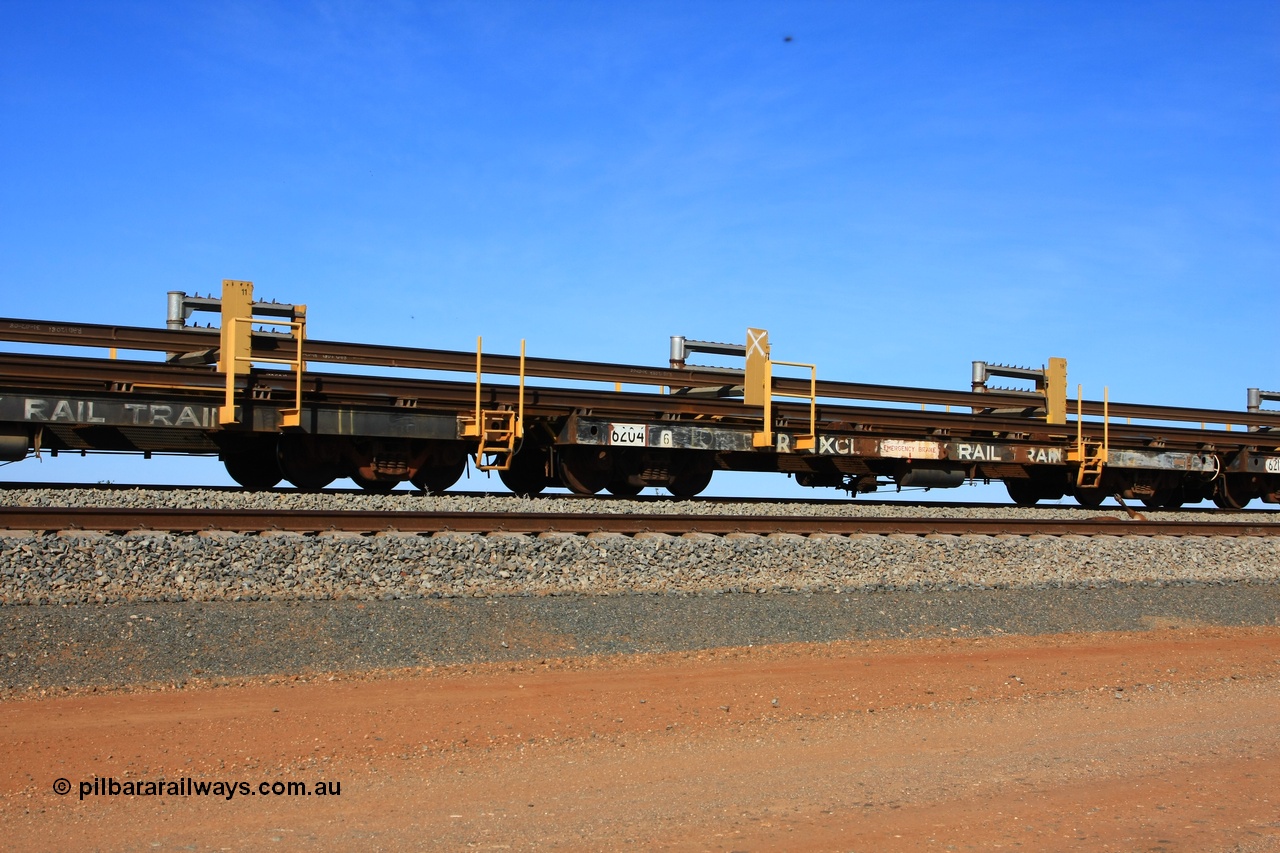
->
[1,1,1277,495]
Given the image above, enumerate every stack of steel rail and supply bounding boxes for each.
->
[2,306,1278,509]
[3,317,1275,445]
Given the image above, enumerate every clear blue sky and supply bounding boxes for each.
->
[1,1,1276,495]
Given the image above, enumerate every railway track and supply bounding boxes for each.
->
[4,481,1278,515]
[1,506,1275,537]
[0,480,1005,508]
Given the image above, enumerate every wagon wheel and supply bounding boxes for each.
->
[277,436,339,492]
[411,457,466,494]
[1074,487,1107,508]
[222,441,282,490]
[558,448,611,496]
[1212,475,1253,509]
[498,445,549,497]
[667,464,713,498]
[605,477,644,497]
[1003,479,1040,507]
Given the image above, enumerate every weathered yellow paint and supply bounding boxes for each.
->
[743,328,769,408]
[1045,357,1067,425]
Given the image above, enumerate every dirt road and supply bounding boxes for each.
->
[2,626,1278,851]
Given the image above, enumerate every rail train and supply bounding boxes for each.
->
[1,281,1278,508]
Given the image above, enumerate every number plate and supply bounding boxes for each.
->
[1265,457,1280,474]
[608,423,647,447]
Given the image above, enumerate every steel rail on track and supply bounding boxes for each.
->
[5,316,1278,432]
[10,480,1250,513]
[0,507,1276,537]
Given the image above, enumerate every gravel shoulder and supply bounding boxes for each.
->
[3,585,1280,695]
[3,626,1278,852]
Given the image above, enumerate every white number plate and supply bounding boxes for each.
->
[1265,457,1280,474]
[609,423,647,447]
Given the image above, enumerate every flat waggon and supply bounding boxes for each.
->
[1,281,1277,508]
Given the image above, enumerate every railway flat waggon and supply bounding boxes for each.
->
[1,281,1277,507]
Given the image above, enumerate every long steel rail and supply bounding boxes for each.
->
[7,480,1275,514]
[4,316,1278,432]
[0,507,1275,537]
[0,350,1272,453]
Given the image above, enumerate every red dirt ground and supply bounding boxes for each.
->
[3,626,1279,851]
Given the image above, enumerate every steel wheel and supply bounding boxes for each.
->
[277,436,340,492]
[1004,479,1040,507]
[1213,476,1253,509]
[410,455,467,494]
[558,448,610,496]
[606,477,644,497]
[667,465,713,498]
[1074,488,1107,508]
[222,442,281,490]
[498,445,549,497]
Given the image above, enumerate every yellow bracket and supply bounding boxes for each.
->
[1069,383,1109,488]
[462,337,526,471]
[1044,357,1067,425]
[217,280,307,429]
[745,328,817,451]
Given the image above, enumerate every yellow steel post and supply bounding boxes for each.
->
[746,328,773,447]
[1076,383,1082,454]
[517,339,526,439]
[1103,386,1109,459]
[280,308,305,429]
[464,337,482,439]
[753,359,774,448]
[1045,357,1067,425]
[744,328,769,407]
[218,280,253,425]
[808,365,816,448]
[803,363,816,451]
[1072,383,1083,485]
[218,280,253,374]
